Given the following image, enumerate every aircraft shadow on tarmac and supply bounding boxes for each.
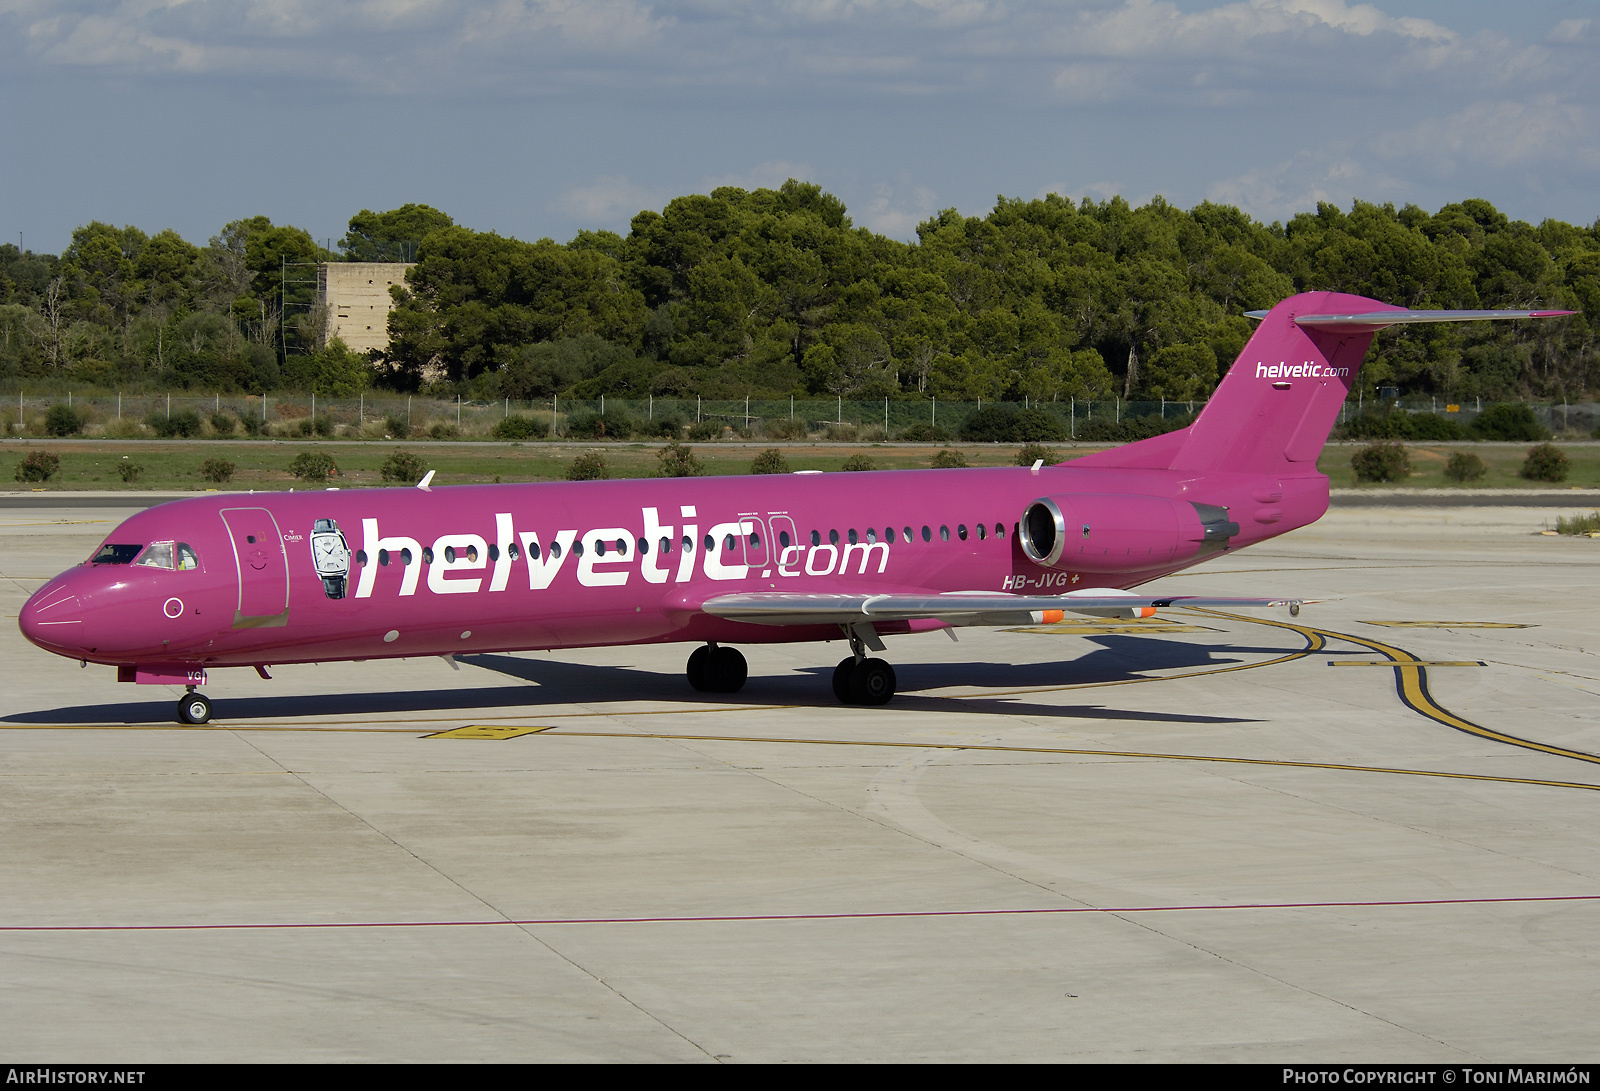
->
[5,636,1280,726]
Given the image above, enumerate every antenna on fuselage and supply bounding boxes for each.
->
[417,470,435,491]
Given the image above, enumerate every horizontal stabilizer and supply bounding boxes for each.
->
[1243,308,1574,332]
[702,589,1300,627]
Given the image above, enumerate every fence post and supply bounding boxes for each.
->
[1070,396,1074,439]
[789,395,793,421]
[745,396,749,429]
[884,396,888,434]
[457,394,461,428]
[932,397,936,428]
[837,395,841,425]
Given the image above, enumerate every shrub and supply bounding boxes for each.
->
[764,417,809,440]
[1074,412,1196,443]
[822,422,858,441]
[209,411,236,435]
[116,459,142,483]
[567,452,608,481]
[45,404,82,437]
[1016,443,1059,466]
[898,422,950,442]
[14,450,59,482]
[381,450,427,483]
[1351,441,1410,483]
[199,457,236,484]
[288,451,338,482]
[687,419,723,441]
[1342,411,1467,441]
[428,422,460,440]
[1471,403,1549,442]
[841,454,875,472]
[1521,443,1569,482]
[1555,511,1600,535]
[1444,451,1487,483]
[566,410,638,440]
[931,448,968,468]
[750,448,790,474]
[384,414,411,439]
[311,416,335,438]
[492,415,542,441]
[960,404,1069,443]
[240,415,261,436]
[146,409,203,438]
[657,440,703,478]
[641,416,684,438]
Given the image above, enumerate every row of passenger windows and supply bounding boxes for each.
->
[364,522,1010,567]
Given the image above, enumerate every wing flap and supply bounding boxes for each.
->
[700,588,1300,627]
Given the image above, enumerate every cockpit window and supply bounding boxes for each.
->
[176,543,199,570]
[91,543,144,565]
[135,542,175,569]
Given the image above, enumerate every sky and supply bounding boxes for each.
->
[1,0,1597,253]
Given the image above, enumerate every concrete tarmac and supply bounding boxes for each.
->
[1,497,1598,1062]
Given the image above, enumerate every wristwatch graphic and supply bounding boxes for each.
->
[311,518,351,599]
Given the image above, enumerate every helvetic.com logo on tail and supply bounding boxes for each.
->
[1254,361,1352,379]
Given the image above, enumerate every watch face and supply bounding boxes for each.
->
[312,518,351,598]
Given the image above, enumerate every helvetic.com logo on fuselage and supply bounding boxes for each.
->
[350,505,891,599]
[1255,361,1351,379]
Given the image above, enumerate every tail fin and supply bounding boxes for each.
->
[1076,291,1572,475]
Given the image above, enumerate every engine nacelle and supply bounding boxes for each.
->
[1018,494,1239,573]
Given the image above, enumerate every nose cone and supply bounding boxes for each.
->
[20,580,85,655]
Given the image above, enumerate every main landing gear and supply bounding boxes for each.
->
[832,628,897,706]
[686,643,748,693]
[176,688,212,725]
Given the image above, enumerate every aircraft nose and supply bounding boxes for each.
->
[19,582,85,653]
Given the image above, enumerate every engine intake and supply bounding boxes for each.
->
[1018,494,1239,572]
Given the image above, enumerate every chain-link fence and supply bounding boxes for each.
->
[3,391,1595,440]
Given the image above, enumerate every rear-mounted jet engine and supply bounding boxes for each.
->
[1018,494,1240,573]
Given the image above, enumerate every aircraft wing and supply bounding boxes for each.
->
[700,588,1301,628]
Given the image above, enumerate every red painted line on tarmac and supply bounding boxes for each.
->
[5,893,1599,932]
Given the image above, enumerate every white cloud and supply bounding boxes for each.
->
[858,179,938,237]
[703,160,815,192]
[555,175,670,227]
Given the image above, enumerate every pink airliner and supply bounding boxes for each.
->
[19,292,1572,724]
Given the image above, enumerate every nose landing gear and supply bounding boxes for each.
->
[686,643,748,693]
[176,688,212,725]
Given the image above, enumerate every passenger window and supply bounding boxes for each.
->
[488,544,500,561]
[921,526,931,542]
[958,524,968,541]
[547,542,560,559]
[176,543,200,570]
[904,526,913,543]
[445,546,457,563]
[379,549,391,566]
[847,529,858,545]
[135,542,175,569]
[466,545,479,563]
[658,536,671,554]
[995,523,1005,539]
[400,548,413,565]
[810,530,821,547]
[977,524,986,541]
[829,529,840,546]
[704,534,714,552]
[422,547,435,564]
[638,538,650,555]
[940,525,950,542]
[572,541,585,557]
[596,540,607,557]
[509,543,522,561]
[682,535,693,552]
[724,534,736,552]
[355,550,368,565]
[778,530,791,548]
